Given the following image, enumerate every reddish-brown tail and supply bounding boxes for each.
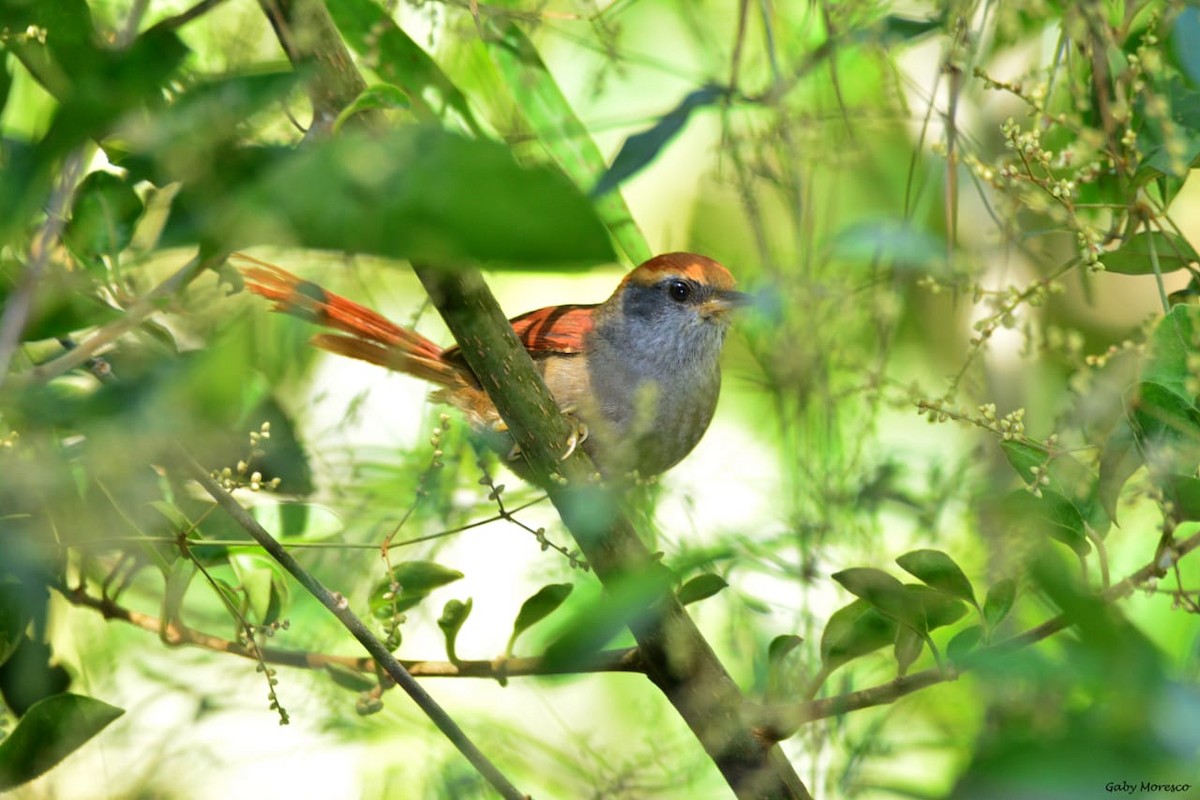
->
[236,255,466,388]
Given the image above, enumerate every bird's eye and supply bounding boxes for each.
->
[668,280,691,302]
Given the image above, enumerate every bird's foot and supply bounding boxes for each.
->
[559,418,589,461]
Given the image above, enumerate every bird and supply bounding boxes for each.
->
[239,253,749,479]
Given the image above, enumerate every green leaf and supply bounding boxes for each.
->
[506,583,572,656]
[161,558,195,628]
[828,219,947,269]
[485,23,651,264]
[151,127,614,267]
[1001,489,1091,556]
[946,625,984,663]
[1142,304,1200,402]
[906,585,968,630]
[896,549,976,606]
[327,0,483,134]
[592,85,727,198]
[0,583,30,668]
[1102,231,1198,275]
[370,561,464,619]
[831,568,925,631]
[0,693,124,790]
[999,439,1048,484]
[1173,5,1200,88]
[324,663,376,693]
[0,637,72,717]
[893,625,923,676]
[767,634,803,664]
[1097,415,1142,524]
[677,573,729,606]
[541,568,672,671]
[878,14,944,42]
[819,599,898,671]
[333,84,411,133]
[983,579,1017,629]
[437,598,472,664]
[0,261,120,341]
[63,171,144,270]
[1164,474,1200,522]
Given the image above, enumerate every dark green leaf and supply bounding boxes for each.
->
[947,625,984,663]
[894,625,923,676]
[832,567,924,630]
[64,171,144,270]
[1001,489,1091,556]
[0,637,71,716]
[819,598,898,671]
[0,583,29,668]
[878,14,944,42]
[437,598,472,664]
[768,634,803,664]
[507,583,572,656]
[983,579,1017,629]
[1164,474,1200,521]
[592,85,727,198]
[906,585,968,630]
[896,549,977,606]
[677,573,729,606]
[1102,231,1198,276]
[0,261,120,341]
[1097,415,1142,524]
[151,127,613,267]
[0,693,123,790]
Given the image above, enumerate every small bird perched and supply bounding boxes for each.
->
[240,253,748,478]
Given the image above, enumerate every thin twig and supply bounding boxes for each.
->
[59,584,642,678]
[177,447,527,800]
[151,0,232,32]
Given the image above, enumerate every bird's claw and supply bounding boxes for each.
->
[560,421,589,461]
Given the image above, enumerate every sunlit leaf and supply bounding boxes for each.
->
[894,625,923,676]
[438,598,472,664]
[0,693,124,790]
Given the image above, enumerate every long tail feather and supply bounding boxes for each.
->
[237,255,464,388]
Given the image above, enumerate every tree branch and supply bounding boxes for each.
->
[59,583,643,678]
[177,448,527,800]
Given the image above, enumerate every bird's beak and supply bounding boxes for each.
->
[700,289,753,321]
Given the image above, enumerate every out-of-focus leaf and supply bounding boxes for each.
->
[485,23,651,264]
[0,693,124,790]
[1164,474,1200,522]
[828,219,946,269]
[438,598,472,664]
[541,567,672,672]
[0,636,71,716]
[820,598,898,671]
[947,625,984,663]
[370,561,464,619]
[1101,231,1198,275]
[0,261,120,341]
[1098,415,1141,523]
[894,625,923,676]
[150,127,613,267]
[507,583,572,656]
[325,663,376,693]
[878,14,944,42]
[832,568,925,630]
[1130,382,1200,479]
[333,84,411,133]
[64,171,143,271]
[1173,5,1200,88]
[0,583,29,668]
[896,549,976,606]
[161,559,195,628]
[983,579,1017,629]
[677,573,728,606]
[1142,305,1200,402]
[327,0,483,134]
[1001,489,1091,556]
[592,85,727,198]
[768,634,803,664]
